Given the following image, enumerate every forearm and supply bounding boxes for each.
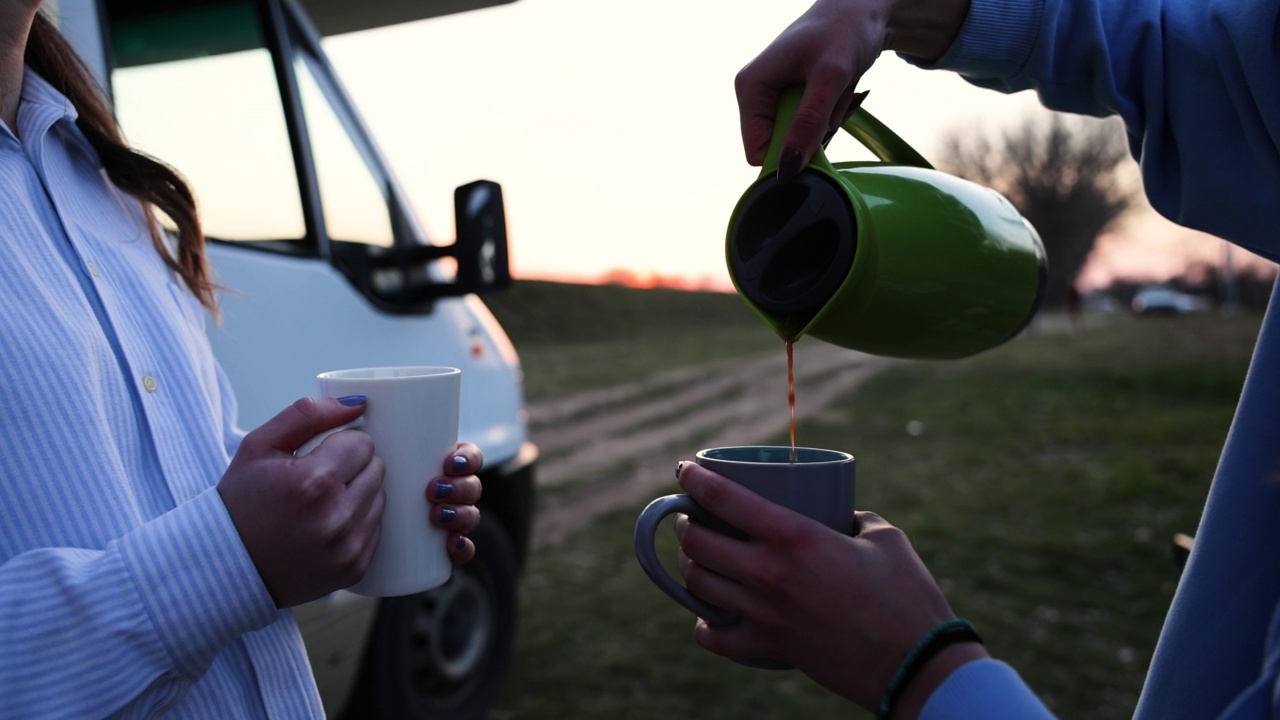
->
[885,0,971,61]
[0,489,276,717]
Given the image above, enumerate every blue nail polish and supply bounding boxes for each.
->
[434,481,455,499]
[454,536,467,550]
[451,455,467,473]
[337,395,366,406]
[440,507,456,523]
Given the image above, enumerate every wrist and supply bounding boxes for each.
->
[884,0,972,60]
[877,618,988,719]
[889,641,989,719]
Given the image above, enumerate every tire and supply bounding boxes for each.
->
[343,516,519,720]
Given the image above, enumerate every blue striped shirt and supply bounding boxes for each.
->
[0,68,323,718]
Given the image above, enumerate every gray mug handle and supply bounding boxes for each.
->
[633,495,740,627]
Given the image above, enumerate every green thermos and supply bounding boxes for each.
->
[726,87,1046,360]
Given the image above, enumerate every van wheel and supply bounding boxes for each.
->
[343,516,519,720]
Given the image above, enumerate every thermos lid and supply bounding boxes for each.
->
[728,171,857,316]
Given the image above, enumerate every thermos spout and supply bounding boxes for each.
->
[727,171,857,321]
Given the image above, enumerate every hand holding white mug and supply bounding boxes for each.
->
[218,388,483,608]
[218,395,384,608]
[302,366,466,597]
[430,441,484,566]
[292,409,484,569]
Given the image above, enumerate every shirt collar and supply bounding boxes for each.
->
[15,66,99,163]
[22,66,77,112]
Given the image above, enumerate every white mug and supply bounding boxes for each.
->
[300,366,462,597]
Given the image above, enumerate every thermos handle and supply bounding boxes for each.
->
[761,85,934,178]
[841,110,934,169]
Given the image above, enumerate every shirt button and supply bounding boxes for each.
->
[87,262,99,277]
[142,375,158,393]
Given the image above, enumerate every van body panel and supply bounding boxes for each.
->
[207,243,528,463]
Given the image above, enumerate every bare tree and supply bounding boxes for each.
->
[938,112,1138,307]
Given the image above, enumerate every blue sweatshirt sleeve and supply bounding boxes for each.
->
[921,659,1057,719]
[906,0,1280,261]
[903,2,1280,717]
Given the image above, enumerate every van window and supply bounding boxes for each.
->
[108,0,447,312]
[109,1,307,245]
[292,49,394,248]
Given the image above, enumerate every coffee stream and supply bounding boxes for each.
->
[786,339,797,463]
[773,304,814,461]
[779,315,811,464]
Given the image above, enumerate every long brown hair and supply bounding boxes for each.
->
[25,12,218,315]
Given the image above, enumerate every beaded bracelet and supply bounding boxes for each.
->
[876,618,983,720]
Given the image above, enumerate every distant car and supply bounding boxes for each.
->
[1131,286,1211,316]
[1082,292,1122,314]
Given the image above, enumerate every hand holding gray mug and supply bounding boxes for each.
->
[634,446,856,665]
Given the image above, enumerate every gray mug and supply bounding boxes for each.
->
[634,446,856,664]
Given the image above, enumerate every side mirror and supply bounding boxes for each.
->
[341,179,513,311]
[453,180,512,293]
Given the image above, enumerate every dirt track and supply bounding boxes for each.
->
[525,342,895,547]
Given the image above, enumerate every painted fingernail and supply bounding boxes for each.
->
[439,507,456,523]
[455,536,467,550]
[675,461,686,479]
[451,455,468,473]
[778,146,804,183]
[850,89,870,112]
[434,481,455,499]
[337,395,366,406]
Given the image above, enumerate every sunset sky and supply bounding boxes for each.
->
[314,0,1260,291]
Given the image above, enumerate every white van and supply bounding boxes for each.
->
[52,1,536,718]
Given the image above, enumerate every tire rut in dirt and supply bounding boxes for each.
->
[527,344,892,546]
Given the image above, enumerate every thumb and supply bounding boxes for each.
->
[678,462,802,540]
[247,395,368,455]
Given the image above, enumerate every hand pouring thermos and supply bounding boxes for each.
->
[727,87,1047,359]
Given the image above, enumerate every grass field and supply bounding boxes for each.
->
[485,280,778,402]
[489,282,1263,718]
